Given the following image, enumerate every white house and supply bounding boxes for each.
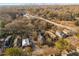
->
[63,29,69,34]
[5,35,12,41]
[22,38,30,47]
[56,31,62,38]
[23,13,30,18]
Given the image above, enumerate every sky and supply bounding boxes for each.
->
[0,0,79,5]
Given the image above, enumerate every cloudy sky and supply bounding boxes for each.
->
[0,0,79,5]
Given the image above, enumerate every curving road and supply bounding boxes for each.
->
[25,14,78,32]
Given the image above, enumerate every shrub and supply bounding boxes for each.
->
[4,48,23,56]
[0,29,5,38]
[0,20,5,28]
[76,34,79,38]
[0,20,5,37]
[55,39,69,51]
[46,38,52,43]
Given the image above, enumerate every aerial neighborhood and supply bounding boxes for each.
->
[0,5,79,56]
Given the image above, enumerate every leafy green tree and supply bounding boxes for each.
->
[55,39,69,51]
[0,20,5,37]
[0,20,5,28]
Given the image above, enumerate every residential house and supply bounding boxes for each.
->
[4,35,12,48]
[56,31,63,38]
[22,38,35,47]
